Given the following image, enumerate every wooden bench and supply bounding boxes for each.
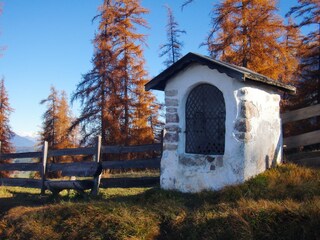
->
[44,161,102,196]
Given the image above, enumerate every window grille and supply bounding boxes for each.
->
[186,84,225,154]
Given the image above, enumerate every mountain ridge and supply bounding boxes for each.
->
[11,133,37,152]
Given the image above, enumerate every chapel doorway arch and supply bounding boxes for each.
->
[185,84,226,155]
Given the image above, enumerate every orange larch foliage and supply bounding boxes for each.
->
[40,87,76,164]
[283,0,320,145]
[287,0,320,107]
[0,78,14,154]
[72,0,161,147]
[0,78,14,177]
[206,0,299,83]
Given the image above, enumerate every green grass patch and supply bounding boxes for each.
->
[0,186,41,198]
[104,169,160,178]
[0,164,319,239]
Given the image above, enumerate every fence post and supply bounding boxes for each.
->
[40,141,48,195]
[91,136,102,196]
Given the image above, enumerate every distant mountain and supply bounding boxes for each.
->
[11,133,37,152]
[23,135,38,143]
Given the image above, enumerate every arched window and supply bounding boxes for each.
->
[186,84,225,155]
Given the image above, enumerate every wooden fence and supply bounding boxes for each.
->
[0,136,162,196]
[2,105,319,195]
[281,104,320,167]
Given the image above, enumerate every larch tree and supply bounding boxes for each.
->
[159,5,186,67]
[72,0,160,146]
[0,78,14,153]
[205,0,297,82]
[40,87,75,164]
[55,91,76,149]
[0,79,14,177]
[281,18,301,82]
[71,0,120,146]
[40,86,59,151]
[287,0,320,107]
[115,0,160,146]
[280,18,303,109]
[282,0,320,143]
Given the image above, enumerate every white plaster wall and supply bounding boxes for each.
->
[238,86,282,180]
[161,64,245,192]
[161,64,283,192]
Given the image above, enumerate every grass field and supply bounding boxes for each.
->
[0,164,319,240]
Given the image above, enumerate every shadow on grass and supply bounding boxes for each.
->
[0,192,47,215]
[0,164,319,239]
[0,188,93,216]
[2,162,319,216]
[0,184,320,239]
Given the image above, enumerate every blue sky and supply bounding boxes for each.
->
[0,0,297,138]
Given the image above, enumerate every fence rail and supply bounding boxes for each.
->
[0,137,161,196]
[0,178,42,188]
[0,151,42,160]
[281,104,320,124]
[281,104,320,167]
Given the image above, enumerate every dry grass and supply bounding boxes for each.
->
[0,164,319,239]
[105,169,160,178]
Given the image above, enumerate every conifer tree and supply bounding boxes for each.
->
[0,79,14,177]
[282,19,302,83]
[287,0,320,107]
[40,87,75,163]
[0,78,14,153]
[55,91,75,149]
[71,0,119,146]
[278,18,302,110]
[159,5,186,67]
[40,86,59,151]
[72,0,160,146]
[205,0,296,82]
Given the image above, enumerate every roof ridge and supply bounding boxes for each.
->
[145,52,296,94]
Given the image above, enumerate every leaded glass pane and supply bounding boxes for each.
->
[186,84,225,154]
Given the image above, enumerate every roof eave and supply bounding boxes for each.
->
[145,52,244,91]
[244,73,296,94]
[145,52,296,94]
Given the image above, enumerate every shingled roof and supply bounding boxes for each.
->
[145,52,296,93]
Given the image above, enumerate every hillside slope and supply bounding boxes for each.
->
[11,133,36,152]
[0,164,319,240]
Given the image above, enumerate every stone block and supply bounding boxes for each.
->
[206,156,215,163]
[239,100,259,119]
[165,125,181,132]
[166,113,179,123]
[234,132,253,142]
[216,156,223,167]
[165,89,178,97]
[165,98,179,107]
[234,118,252,132]
[179,155,206,166]
[237,88,248,97]
[163,144,178,151]
[164,132,179,142]
[166,107,178,114]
